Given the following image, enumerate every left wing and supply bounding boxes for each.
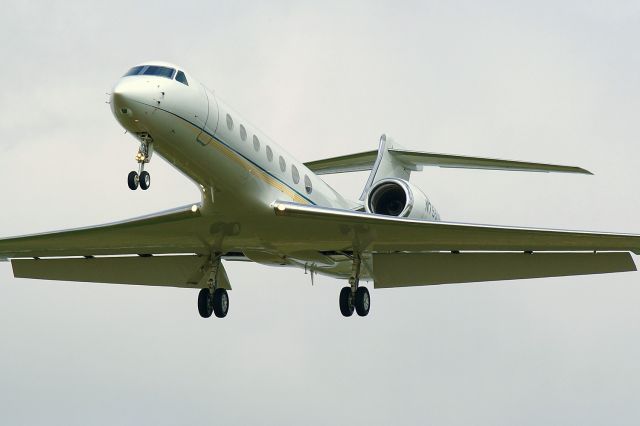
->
[272,201,640,254]
[272,201,640,286]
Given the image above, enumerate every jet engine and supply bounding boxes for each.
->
[365,178,438,220]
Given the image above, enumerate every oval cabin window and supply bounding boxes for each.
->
[292,165,300,184]
[304,175,313,194]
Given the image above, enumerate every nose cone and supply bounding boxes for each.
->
[110,78,156,130]
[111,78,150,111]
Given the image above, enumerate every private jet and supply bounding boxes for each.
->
[2,61,639,319]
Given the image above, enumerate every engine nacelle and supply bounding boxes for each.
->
[365,178,440,221]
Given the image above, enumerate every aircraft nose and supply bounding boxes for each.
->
[110,78,153,114]
[110,78,156,128]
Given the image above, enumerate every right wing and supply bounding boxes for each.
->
[0,204,243,289]
[0,204,207,259]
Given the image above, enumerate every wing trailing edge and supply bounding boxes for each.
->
[373,252,635,288]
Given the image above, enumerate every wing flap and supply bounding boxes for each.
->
[373,252,636,288]
[272,202,640,254]
[11,255,232,289]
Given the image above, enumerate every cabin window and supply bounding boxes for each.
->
[304,175,312,194]
[266,146,273,162]
[141,65,175,79]
[253,135,260,151]
[279,156,286,172]
[292,165,300,184]
[175,71,189,86]
[226,114,234,130]
[240,125,247,141]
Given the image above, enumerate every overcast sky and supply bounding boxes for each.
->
[1,1,640,425]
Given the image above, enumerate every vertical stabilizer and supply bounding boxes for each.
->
[359,134,411,200]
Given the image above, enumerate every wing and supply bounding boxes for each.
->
[0,204,246,289]
[272,201,640,253]
[272,201,639,286]
[304,149,591,175]
[0,204,208,260]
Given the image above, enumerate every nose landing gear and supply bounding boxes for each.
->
[128,133,153,191]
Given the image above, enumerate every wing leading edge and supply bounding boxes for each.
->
[0,204,208,259]
[272,201,640,254]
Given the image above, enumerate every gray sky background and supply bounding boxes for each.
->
[1,1,640,424]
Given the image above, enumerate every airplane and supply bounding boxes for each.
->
[2,60,640,319]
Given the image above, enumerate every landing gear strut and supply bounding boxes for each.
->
[339,255,370,317]
[198,254,229,319]
[128,134,153,191]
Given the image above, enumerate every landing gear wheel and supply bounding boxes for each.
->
[127,171,139,190]
[339,286,354,317]
[139,171,151,190]
[198,288,213,318]
[212,288,229,318]
[355,287,370,317]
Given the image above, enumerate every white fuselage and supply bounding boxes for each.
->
[110,61,439,278]
[111,62,353,214]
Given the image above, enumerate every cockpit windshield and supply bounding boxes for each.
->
[122,65,176,80]
[123,66,144,77]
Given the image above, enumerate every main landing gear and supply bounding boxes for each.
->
[339,255,370,317]
[128,134,153,191]
[197,254,230,319]
[198,288,229,318]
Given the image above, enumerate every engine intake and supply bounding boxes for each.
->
[365,178,439,220]
[367,180,410,216]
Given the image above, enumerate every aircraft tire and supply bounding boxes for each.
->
[212,288,229,318]
[355,287,370,317]
[127,171,139,190]
[139,171,151,190]
[339,287,354,317]
[198,288,213,318]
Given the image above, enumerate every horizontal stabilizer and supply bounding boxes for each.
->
[304,148,591,175]
[373,252,636,288]
[304,150,378,174]
[389,149,592,174]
